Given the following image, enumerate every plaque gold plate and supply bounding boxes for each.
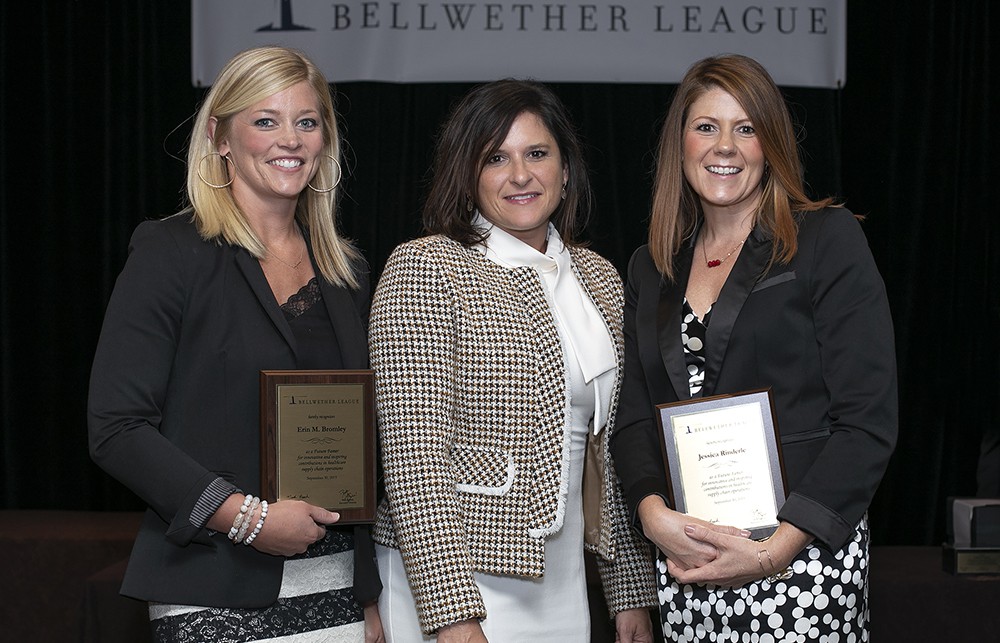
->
[260,370,376,524]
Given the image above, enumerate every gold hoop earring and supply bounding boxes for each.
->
[197,153,234,189]
[561,184,567,200]
[466,196,474,212]
[307,155,342,193]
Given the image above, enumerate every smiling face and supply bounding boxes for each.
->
[214,81,325,215]
[476,111,569,251]
[682,87,766,220]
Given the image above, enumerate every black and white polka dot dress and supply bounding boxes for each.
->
[656,301,871,642]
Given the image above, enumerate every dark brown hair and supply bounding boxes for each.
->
[422,79,592,247]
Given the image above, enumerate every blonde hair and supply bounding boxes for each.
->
[649,54,834,281]
[186,46,359,288]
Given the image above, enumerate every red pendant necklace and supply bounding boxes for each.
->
[703,237,747,268]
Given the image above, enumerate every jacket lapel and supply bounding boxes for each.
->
[318,278,367,369]
[657,242,696,401]
[701,227,771,396]
[234,249,298,355]
[301,230,368,369]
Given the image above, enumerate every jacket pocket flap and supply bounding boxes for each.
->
[452,444,515,496]
[751,271,796,293]
[780,426,831,445]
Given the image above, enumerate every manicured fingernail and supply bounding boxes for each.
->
[741,530,752,538]
[684,525,696,535]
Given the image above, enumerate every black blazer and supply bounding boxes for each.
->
[88,213,373,607]
[610,208,898,551]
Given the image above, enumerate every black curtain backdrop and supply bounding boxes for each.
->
[1,2,995,547]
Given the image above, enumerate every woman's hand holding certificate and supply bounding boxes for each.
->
[665,521,813,588]
[637,494,751,572]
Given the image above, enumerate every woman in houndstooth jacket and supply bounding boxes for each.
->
[369,80,657,642]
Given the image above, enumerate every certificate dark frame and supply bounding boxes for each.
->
[260,369,377,524]
[655,388,788,540]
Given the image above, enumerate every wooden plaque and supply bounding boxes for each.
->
[260,370,376,524]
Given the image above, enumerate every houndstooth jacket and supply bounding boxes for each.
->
[369,234,656,634]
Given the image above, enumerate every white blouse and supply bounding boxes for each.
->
[474,214,617,434]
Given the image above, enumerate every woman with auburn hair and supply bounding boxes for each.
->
[89,46,382,642]
[611,54,897,640]
[370,79,656,642]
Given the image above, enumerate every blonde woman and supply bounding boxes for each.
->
[88,47,382,642]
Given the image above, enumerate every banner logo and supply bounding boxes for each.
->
[192,1,846,88]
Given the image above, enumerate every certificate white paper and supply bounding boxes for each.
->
[656,390,786,539]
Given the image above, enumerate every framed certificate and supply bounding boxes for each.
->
[260,370,377,524]
[655,389,787,540]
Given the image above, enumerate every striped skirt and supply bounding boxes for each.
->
[150,529,365,643]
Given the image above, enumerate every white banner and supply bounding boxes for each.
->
[192,1,846,88]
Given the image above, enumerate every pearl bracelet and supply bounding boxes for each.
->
[234,497,260,544]
[227,494,254,542]
[243,500,268,546]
